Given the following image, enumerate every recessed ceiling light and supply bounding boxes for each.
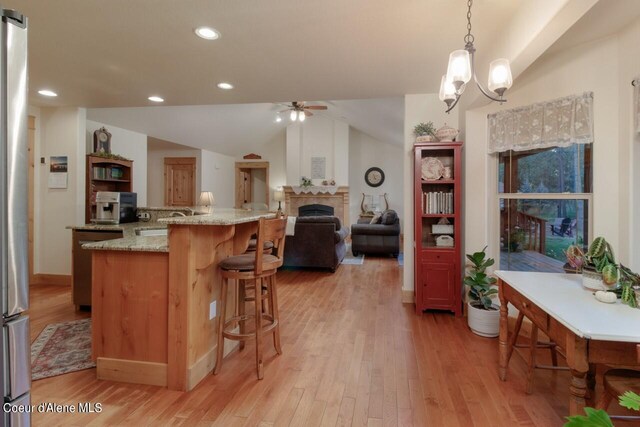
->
[38,89,57,97]
[194,26,220,40]
[217,82,234,90]
[148,96,164,102]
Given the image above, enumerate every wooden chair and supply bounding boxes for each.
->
[214,216,286,379]
[504,311,569,394]
[596,344,640,421]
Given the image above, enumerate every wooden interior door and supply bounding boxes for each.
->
[28,116,35,284]
[164,157,196,206]
[235,162,269,208]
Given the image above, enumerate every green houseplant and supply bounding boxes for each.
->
[567,237,619,291]
[413,122,437,142]
[465,246,500,337]
[564,391,640,426]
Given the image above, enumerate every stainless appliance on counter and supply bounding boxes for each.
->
[93,191,137,225]
[0,7,31,427]
[93,192,120,224]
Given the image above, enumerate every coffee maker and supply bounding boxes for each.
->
[94,191,120,224]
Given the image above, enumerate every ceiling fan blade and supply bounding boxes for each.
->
[305,106,328,110]
[304,111,314,117]
[278,109,290,113]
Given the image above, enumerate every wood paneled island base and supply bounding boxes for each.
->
[90,209,275,391]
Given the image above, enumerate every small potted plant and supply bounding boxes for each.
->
[413,122,437,143]
[508,227,525,253]
[465,246,499,337]
[567,237,619,291]
[619,264,640,309]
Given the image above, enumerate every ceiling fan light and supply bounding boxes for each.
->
[488,58,513,96]
[290,110,297,122]
[438,75,457,102]
[275,114,282,123]
[446,49,472,88]
[298,111,306,122]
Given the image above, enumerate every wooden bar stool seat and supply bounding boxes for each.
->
[505,311,569,394]
[214,216,286,380]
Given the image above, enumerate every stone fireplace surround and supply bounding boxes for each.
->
[283,186,349,226]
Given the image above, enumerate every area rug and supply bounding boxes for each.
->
[31,318,95,380]
[342,244,365,265]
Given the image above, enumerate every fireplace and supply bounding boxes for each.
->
[283,186,349,226]
[298,204,334,217]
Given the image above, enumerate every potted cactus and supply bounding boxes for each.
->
[567,237,619,291]
[465,246,499,337]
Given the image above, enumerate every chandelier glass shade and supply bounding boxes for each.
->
[440,0,513,112]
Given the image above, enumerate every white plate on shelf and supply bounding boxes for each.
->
[421,157,444,181]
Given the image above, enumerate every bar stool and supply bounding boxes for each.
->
[505,311,569,394]
[214,216,286,379]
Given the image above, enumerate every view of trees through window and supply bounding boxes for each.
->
[498,144,592,273]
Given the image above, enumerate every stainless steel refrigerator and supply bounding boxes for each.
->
[0,7,30,427]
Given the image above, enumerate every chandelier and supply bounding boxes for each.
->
[439,0,513,113]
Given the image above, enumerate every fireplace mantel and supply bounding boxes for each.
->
[283,186,349,226]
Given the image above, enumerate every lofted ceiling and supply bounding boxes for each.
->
[5,0,520,108]
[87,97,405,156]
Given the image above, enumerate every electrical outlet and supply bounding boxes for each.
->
[137,212,151,222]
[209,301,217,319]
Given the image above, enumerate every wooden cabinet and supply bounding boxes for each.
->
[86,155,133,223]
[414,142,463,315]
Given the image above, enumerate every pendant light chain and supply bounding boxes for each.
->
[464,0,474,45]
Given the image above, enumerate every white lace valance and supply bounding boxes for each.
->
[290,185,339,195]
[488,92,594,153]
[634,78,640,133]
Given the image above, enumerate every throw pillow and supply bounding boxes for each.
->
[370,213,382,224]
[381,210,398,225]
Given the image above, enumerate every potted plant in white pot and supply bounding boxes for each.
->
[566,237,619,291]
[465,246,500,338]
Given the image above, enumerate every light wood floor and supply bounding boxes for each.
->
[29,257,577,426]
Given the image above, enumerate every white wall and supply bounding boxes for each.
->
[200,149,236,208]
[86,120,148,206]
[465,20,640,271]
[403,95,458,293]
[286,116,349,185]
[349,128,403,227]
[37,107,86,275]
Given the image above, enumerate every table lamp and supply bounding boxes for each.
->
[198,191,214,213]
[274,187,285,215]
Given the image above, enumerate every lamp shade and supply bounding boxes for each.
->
[274,187,285,202]
[488,58,512,95]
[446,49,472,88]
[198,191,214,207]
[439,75,457,102]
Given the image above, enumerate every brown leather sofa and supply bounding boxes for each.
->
[282,216,349,272]
[351,210,400,257]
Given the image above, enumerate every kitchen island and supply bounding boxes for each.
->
[84,209,275,391]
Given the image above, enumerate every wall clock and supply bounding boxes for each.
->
[365,167,385,187]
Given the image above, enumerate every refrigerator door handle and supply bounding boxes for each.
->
[3,12,29,317]
[5,316,30,400]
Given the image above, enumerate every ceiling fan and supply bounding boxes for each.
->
[278,101,327,122]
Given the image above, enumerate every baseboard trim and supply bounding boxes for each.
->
[31,274,71,286]
[97,357,167,387]
[401,288,414,304]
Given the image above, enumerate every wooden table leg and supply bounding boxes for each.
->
[566,335,589,416]
[498,279,509,381]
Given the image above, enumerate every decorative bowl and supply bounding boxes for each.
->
[435,124,459,142]
[582,269,605,291]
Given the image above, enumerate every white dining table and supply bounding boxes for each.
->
[495,270,640,415]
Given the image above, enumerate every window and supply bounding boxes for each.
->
[498,144,592,272]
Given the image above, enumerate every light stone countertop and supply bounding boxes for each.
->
[70,209,275,252]
[158,208,276,225]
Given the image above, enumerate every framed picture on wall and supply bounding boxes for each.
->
[93,127,112,154]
